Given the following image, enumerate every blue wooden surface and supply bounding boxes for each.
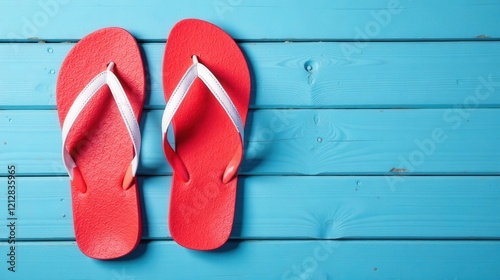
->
[3,109,500,176]
[1,0,500,41]
[4,241,500,279]
[2,42,500,109]
[2,176,500,241]
[1,1,500,279]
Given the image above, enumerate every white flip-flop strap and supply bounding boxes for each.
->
[162,58,244,150]
[61,66,141,180]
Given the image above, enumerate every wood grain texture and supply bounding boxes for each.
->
[1,0,499,40]
[2,42,500,109]
[1,1,500,277]
[1,176,500,241]
[2,109,500,176]
[1,240,500,279]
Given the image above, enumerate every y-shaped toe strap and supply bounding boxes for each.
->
[61,63,141,192]
[162,55,244,184]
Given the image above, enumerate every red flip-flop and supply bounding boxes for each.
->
[162,19,251,250]
[56,28,145,259]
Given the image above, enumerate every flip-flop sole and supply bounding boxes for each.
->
[163,19,251,250]
[56,28,145,259]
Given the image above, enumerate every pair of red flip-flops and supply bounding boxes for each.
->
[56,19,251,259]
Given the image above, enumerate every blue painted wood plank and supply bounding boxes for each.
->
[1,176,500,240]
[2,109,500,176]
[1,0,499,41]
[1,240,500,279]
[1,42,500,109]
